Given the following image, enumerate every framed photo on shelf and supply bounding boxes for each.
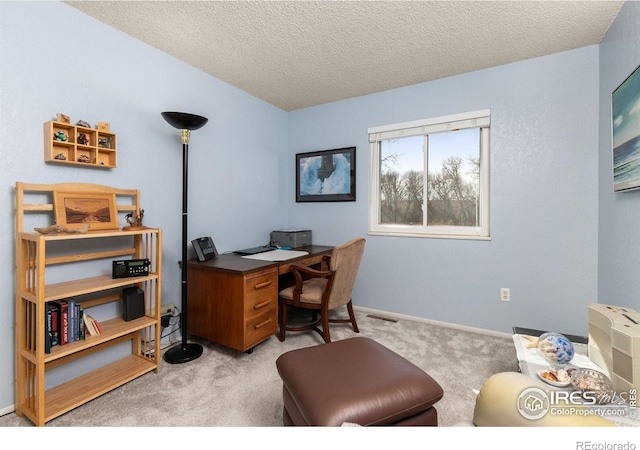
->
[296,146,356,202]
[613,63,640,192]
[53,191,119,230]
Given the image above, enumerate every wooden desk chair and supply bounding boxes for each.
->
[278,237,365,343]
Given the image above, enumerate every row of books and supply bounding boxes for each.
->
[45,299,102,354]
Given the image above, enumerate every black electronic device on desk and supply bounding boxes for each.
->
[192,236,218,261]
[112,258,150,278]
[233,246,274,256]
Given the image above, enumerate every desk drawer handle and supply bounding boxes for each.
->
[254,299,272,310]
[254,318,272,330]
[253,280,273,290]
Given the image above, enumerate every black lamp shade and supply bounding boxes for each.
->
[161,112,208,131]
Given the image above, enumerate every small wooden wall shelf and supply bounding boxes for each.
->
[44,120,117,168]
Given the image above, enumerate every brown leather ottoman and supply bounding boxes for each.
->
[275,336,444,426]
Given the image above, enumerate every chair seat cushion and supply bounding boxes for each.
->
[276,337,444,426]
[279,278,327,304]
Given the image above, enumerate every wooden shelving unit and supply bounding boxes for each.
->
[14,182,161,426]
[44,120,117,168]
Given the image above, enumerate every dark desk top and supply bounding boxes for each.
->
[186,245,333,275]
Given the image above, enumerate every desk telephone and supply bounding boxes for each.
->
[192,236,218,261]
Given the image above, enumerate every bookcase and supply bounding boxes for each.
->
[44,120,117,168]
[14,182,162,426]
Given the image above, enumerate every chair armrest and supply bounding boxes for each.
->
[288,263,333,278]
[322,254,331,267]
[287,264,335,300]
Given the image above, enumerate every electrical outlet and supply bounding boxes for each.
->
[500,288,511,302]
[160,303,175,316]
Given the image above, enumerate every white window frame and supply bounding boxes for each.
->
[368,109,491,240]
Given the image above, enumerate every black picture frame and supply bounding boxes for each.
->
[296,147,356,202]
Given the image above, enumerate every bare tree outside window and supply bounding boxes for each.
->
[379,129,480,228]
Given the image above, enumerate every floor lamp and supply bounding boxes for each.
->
[161,111,208,364]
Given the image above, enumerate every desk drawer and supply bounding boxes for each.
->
[245,292,277,318]
[245,269,277,320]
[245,269,277,293]
[246,310,277,346]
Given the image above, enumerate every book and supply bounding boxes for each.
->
[82,314,96,336]
[67,298,76,343]
[50,303,59,347]
[45,304,52,354]
[83,314,102,336]
[53,300,69,345]
[79,307,85,340]
[93,316,103,334]
[45,303,60,353]
[74,302,81,341]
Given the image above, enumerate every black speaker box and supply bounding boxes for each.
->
[123,287,144,321]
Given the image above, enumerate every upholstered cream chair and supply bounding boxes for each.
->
[278,237,365,343]
[471,372,615,427]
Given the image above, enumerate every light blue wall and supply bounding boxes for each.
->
[1,0,636,417]
[289,46,600,337]
[0,2,288,412]
[598,2,640,310]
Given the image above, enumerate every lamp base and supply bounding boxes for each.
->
[163,342,203,364]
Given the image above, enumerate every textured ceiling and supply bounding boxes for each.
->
[66,1,624,111]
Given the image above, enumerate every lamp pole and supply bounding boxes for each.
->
[161,112,208,364]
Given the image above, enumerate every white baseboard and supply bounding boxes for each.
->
[0,404,15,417]
[354,306,513,340]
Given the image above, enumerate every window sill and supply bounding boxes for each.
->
[367,231,491,241]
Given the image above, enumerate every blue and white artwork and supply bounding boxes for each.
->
[613,64,640,192]
[296,147,355,202]
[299,153,351,195]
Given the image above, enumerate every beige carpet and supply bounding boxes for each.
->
[0,309,517,427]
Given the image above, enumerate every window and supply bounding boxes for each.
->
[368,110,490,239]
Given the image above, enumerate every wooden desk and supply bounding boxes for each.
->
[186,245,333,352]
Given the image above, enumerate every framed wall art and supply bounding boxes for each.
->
[53,191,119,230]
[613,63,640,192]
[296,146,356,202]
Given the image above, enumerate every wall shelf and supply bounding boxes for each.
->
[44,121,117,168]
